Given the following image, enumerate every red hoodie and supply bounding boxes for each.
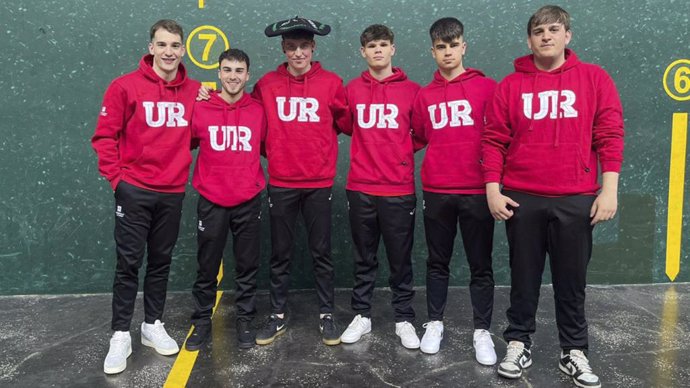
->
[92,55,200,192]
[481,49,624,196]
[191,92,267,207]
[252,62,350,188]
[345,68,420,195]
[412,69,496,194]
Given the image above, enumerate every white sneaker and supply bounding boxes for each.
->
[340,315,372,344]
[395,321,420,349]
[473,329,497,365]
[103,331,132,374]
[559,349,601,388]
[141,320,179,356]
[420,321,444,354]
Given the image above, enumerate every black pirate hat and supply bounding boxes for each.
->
[265,16,331,37]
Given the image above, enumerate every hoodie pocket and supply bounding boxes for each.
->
[132,145,191,184]
[268,138,332,180]
[350,142,414,186]
[421,142,483,188]
[504,143,583,189]
[205,166,259,193]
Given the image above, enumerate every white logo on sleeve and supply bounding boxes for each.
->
[143,101,188,127]
[428,100,474,129]
[276,97,320,122]
[208,126,252,152]
[100,107,108,117]
[356,104,399,129]
[522,90,578,120]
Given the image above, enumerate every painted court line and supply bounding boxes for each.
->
[164,261,224,388]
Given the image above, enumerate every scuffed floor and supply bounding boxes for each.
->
[0,284,688,387]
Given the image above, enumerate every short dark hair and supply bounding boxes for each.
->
[527,5,571,35]
[218,48,251,70]
[150,19,184,41]
[429,17,464,44]
[360,24,394,46]
[281,30,315,41]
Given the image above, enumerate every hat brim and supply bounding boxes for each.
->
[265,17,331,37]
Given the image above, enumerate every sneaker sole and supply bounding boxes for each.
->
[142,337,180,356]
[559,363,601,388]
[323,336,341,346]
[476,354,497,366]
[420,345,440,354]
[103,348,132,375]
[497,359,532,379]
[238,340,255,349]
[340,328,371,344]
[255,327,286,345]
[184,338,207,352]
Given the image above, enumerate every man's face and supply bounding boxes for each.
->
[360,39,395,71]
[218,59,249,98]
[282,37,315,74]
[431,37,466,72]
[527,22,572,64]
[148,28,185,77]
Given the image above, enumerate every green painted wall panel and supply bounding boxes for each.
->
[1,0,689,294]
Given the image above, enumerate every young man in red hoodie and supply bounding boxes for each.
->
[482,6,624,387]
[92,19,200,374]
[338,24,421,349]
[252,17,350,346]
[184,49,266,351]
[411,17,498,362]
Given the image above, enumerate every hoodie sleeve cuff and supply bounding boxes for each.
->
[483,172,502,184]
[600,160,622,173]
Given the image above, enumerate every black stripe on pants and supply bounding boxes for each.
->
[346,190,416,322]
[423,192,495,328]
[111,181,184,331]
[502,191,594,350]
[191,194,261,325]
[268,185,334,314]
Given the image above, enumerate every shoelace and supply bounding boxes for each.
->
[504,343,525,363]
[399,322,416,336]
[422,322,442,337]
[348,316,367,329]
[568,351,593,374]
[148,322,168,339]
[110,333,130,350]
[475,330,493,346]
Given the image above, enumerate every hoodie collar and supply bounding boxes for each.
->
[513,48,580,74]
[138,54,188,87]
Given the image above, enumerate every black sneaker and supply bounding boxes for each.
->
[497,341,532,379]
[320,314,341,346]
[559,349,601,388]
[255,314,286,345]
[237,319,255,349]
[185,322,211,351]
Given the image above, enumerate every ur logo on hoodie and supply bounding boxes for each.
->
[276,97,320,122]
[356,104,399,129]
[522,90,578,120]
[143,101,188,127]
[427,100,474,129]
[208,125,252,152]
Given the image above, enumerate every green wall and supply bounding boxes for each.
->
[1,0,689,295]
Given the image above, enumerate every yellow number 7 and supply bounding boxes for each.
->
[197,33,217,62]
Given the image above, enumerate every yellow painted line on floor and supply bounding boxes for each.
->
[666,113,688,281]
[653,285,679,385]
[198,0,205,9]
[164,261,224,388]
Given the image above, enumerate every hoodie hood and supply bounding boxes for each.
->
[432,68,485,84]
[513,48,580,74]
[138,54,189,87]
[360,67,408,84]
[207,91,253,110]
[276,61,324,97]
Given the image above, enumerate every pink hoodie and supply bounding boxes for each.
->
[344,68,420,195]
[481,49,624,196]
[412,69,496,194]
[191,92,266,207]
[92,55,200,192]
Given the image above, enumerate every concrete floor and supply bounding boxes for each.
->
[0,284,688,387]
